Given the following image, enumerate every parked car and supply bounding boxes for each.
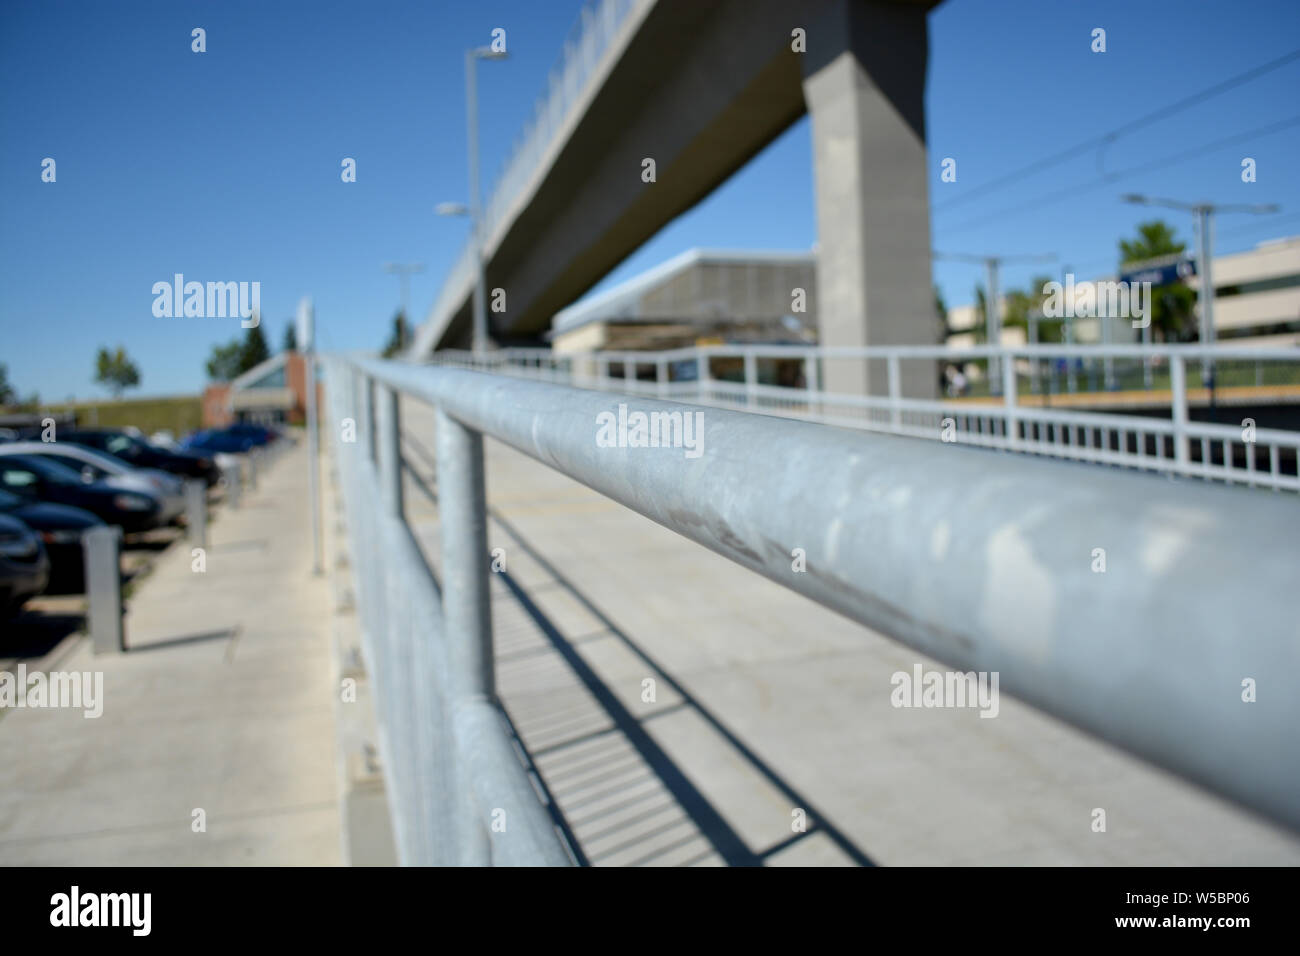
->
[0,442,185,524]
[48,428,220,487]
[0,454,167,533]
[0,488,103,593]
[182,428,258,454]
[225,423,278,446]
[0,513,49,617]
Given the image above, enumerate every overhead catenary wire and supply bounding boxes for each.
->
[937,114,1300,236]
[933,47,1300,213]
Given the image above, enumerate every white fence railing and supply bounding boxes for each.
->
[425,344,1300,493]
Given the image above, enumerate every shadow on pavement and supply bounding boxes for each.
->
[1,603,84,662]
[401,431,874,867]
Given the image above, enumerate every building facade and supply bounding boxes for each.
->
[549,249,818,354]
[200,351,314,428]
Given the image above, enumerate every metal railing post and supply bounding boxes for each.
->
[1002,353,1019,449]
[435,407,494,866]
[351,366,366,451]
[374,381,445,864]
[225,461,241,509]
[85,525,124,654]
[805,351,820,416]
[656,358,668,399]
[1142,321,1154,390]
[364,375,378,464]
[887,355,902,433]
[305,344,322,576]
[1029,317,1041,394]
[433,405,570,866]
[1171,354,1190,472]
[378,385,404,517]
[696,350,710,404]
[743,349,758,409]
[185,480,207,550]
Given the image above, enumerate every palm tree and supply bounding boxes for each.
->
[1119,220,1197,342]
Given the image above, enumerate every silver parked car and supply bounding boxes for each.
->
[0,441,186,524]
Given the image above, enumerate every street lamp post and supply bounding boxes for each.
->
[1121,194,1279,395]
[383,263,425,349]
[464,46,507,354]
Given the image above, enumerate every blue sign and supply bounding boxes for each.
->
[1119,257,1196,288]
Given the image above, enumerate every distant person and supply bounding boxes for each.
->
[947,366,968,398]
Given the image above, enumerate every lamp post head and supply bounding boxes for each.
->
[436,202,470,217]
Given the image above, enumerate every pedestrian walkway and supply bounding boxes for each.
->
[0,440,340,865]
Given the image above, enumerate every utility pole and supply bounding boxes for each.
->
[935,251,1057,395]
[1122,195,1279,397]
[383,263,425,350]
[1061,263,1077,393]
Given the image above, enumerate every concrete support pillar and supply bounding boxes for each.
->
[802,0,937,400]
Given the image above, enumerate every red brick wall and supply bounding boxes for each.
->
[201,384,233,427]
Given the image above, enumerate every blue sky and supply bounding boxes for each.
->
[2,0,1298,401]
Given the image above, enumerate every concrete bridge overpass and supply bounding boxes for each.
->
[412,0,942,397]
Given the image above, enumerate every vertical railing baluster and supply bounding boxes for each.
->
[1171,355,1189,475]
[435,407,494,866]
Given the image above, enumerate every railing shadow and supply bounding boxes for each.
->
[401,432,874,867]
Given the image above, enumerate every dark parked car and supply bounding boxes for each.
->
[0,454,166,533]
[182,428,257,454]
[225,423,277,446]
[50,429,220,486]
[0,488,103,593]
[0,513,49,617]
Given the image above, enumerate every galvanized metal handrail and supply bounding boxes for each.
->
[326,357,573,866]
[330,353,1300,858]
[428,343,1300,492]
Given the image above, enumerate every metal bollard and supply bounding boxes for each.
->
[84,525,124,654]
[185,480,207,550]
[225,462,242,509]
[248,448,259,490]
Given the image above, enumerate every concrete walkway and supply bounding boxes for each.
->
[0,440,341,865]
[396,394,1300,866]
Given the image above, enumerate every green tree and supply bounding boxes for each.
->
[1119,220,1183,266]
[0,363,16,406]
[973,284,988,343]
[381,310,410,358]
[205,340,244,382]
[94,346,141,398]
[205,324,272,382]
[283,320,298,352]
[1001,274,1059,342]
[240,322,270,372]
[1119,220,1197,342]
[934,285,951,344]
